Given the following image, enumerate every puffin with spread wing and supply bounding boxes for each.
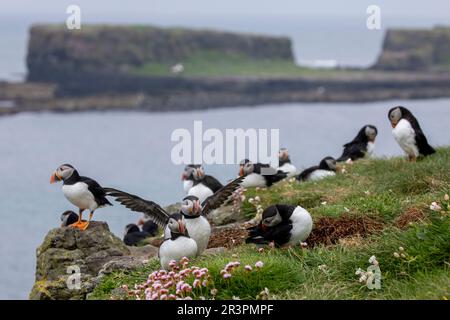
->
[105,176,243,255]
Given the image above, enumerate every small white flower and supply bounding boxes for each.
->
[368,255,377,265]
[430,202,442,211]
[344,207,350,213]
[398,247,404,252]
[444,194,449,201]
[393,252,400,258]
[364,190,371,196]
[254,196,261,202]
[355,268,364,275]
[321,201,327,206]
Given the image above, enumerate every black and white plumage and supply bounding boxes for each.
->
[388,106,436,161]
[104,176,243,255]
[239,159,287,188]
[296,157,337,182]
[50,164,112,230]
[158,213,198,270]
[277,148,298,178]
[246,204,313,247]
[337,125,378,162]
[60,210,79,227]
[186,165,223,203]
[122,219,159,246]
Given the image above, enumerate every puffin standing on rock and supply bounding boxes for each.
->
[60,210,79,227]
[277,148,298,178]
[105,176,243,255]
[50,164,112,230]
[239,159,287,188]
[337,125,378,162]
[388,106,436,161]
[296,157,337,182]
[246,204,313,247]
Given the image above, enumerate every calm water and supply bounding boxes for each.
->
[0,98,449,299]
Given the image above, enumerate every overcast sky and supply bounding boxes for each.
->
[2,0,450,20]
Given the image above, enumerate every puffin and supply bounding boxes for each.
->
[123,221,158,246]
[138,218,159,236]
[50,164,112,230]
[181,164,201,193]
[277,148,298,178]
[187,165,223,203]
[296,157,337,182]
[337,125,378,162]
[104,176,243,255]
[246,204,313,247]
[388,106,436,161]
[60,210,79,227]
[159,213,198,270]
[239,159,287,188]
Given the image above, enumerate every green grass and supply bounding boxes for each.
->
[130,51,360,78]
[90,148,450,300]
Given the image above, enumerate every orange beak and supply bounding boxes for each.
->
[239,167,244,177]
[181,172,187,181]
[50,171,61,184]
[137,218,145,226]
[178,220,186,234]
[391,122,397,128]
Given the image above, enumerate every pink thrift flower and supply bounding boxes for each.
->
[193,279,201,288]
[223,273,232,279]
[244,265,253,271]
[255,261,264,269]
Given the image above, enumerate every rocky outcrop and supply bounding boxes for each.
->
[374,26,450,70]
[27,24,293,83]
[29,221,157,300]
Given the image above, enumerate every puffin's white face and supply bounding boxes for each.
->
[389,108,402,128]
[279,148,289,161]
[262,212,282,227]
[181,197,202,216]
[182,165,196,181]
[325,158,337,171]
[50,164,75,183]
[239,161,254,176]
[167,216,185,234]
[365,127,377,142]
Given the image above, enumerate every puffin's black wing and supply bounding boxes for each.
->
[123,232,151,246]
[264,170,287,186]
[412,127,436,156]
[104,188,170,228]
[203,175,224,193]
[337,141,367,162]
[79,176,112,206]
[201,176,244,216]
[406,114,436,156]
[296,166,319,182]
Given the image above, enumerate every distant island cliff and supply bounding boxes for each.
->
[1,24,450,116]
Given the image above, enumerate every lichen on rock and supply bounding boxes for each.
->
[29,221,140,300]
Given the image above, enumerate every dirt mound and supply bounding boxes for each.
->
[395,207,426,229]
[307,215,384,247]
[208,227,248,249]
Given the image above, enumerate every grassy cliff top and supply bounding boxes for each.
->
[90,148,450,300]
